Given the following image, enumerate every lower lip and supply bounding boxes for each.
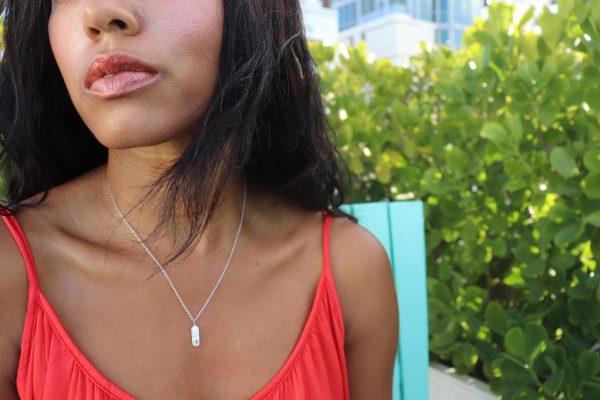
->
[86,71,160,99]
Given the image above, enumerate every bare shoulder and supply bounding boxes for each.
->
[0,174,101,399]
[0,214,28,399]
[328,215,399,399]
[327,215,397,343]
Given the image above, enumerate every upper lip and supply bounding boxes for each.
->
[84,53,159,89]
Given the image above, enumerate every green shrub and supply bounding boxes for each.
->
[312,0,600,398]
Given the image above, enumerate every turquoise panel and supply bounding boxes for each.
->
[340,201,428,400]
[389,202,429,400]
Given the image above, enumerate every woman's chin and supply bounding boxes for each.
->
[92,132,170,150]
[77,102,204,152]
[92,129,195,154]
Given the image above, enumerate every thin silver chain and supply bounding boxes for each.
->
[107,181,247,325]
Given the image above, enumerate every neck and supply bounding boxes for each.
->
[99,146,247,258]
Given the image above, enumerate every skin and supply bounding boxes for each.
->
[0,0,399,399]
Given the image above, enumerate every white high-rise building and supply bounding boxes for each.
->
[301,0,339,43]
[326,1,559,64]
[336,2,437,64]
[332,0,483,64]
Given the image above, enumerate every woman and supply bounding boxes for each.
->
[0,0,398,399]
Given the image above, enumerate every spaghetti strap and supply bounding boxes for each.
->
[321,211,334,283]
[2,214,40,396]
[1,215,40,291]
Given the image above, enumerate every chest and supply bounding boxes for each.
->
[31,237,328,399]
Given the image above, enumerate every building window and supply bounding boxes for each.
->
[437,29,450,45]
[437,28,465,49]
[451,0,483,25]
[452,29,464,49]
[361,0,376,15]
[438,0,449,23]
[339,2,358,30]
[413,0,433,21]
[389,0,408,13]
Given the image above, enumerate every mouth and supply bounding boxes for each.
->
[84,53,160,99]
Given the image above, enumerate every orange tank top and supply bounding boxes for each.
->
[2,212,349,399]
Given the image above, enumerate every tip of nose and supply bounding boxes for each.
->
[83,6,140,40]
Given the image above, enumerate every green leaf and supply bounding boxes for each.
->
[492,357,532,384]
[375,158,391,184]
[583,173,600,199]
[337,124,353,142]
[548,203,577,223]
[490,237,508,258]
[505,114,524,145]
[481,122,515,153]
[452,343,479,374]
[430,322,460,350]
[518,60,540,84]
[444,147,469,171]
[578,352,600,380]
[524,323,548,362]
[473,31,497,48]
[550,147,580,179]
[429,280,454,304]
[438,263,453,282]
[537,36,551,58]
[558,0,575,20]
[429,297,451,315]
[513,389,544,400]
[489,61,506,80]
[437,82,464,101]
[543,369,565,396]
[544,355,558,373]
[554,220,585,246]
[523,259,546,279]
[584,149,600,172]
[585,211,600,227]
[540,102,560,127]
[540,61,557,85]
[518,6,535,28]
[573,1,590,24]
[592,231,600,260]
[348,156,365,175]
[584,67,600,84]
[586,86,600,111]
[581,383,600,399]
[505,327,526,360]
[538,7,562,47]
[485,302,514,335]
[591,0,600,28]
[504,267,526,287]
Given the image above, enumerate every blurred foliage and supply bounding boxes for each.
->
[313,0,600,398]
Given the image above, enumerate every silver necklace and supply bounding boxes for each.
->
[107,181,247,348]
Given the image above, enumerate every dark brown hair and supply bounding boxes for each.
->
[0,0,353,260]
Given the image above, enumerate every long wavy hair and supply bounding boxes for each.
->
[0,0,352,260]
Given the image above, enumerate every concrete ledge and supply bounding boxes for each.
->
[429,362,499,400]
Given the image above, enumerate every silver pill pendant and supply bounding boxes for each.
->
[191,324,201,347]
